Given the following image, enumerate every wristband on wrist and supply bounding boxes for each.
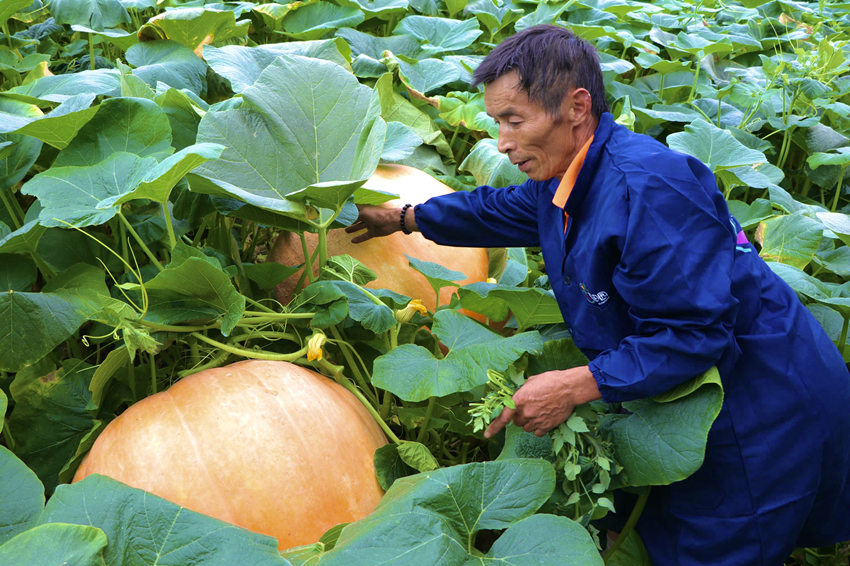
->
[400,203,413,235]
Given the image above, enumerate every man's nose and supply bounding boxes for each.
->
[496,133,514,154]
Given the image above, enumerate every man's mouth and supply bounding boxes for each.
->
[515,159,530,172]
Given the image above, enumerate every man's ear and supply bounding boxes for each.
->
[566,88,593,122]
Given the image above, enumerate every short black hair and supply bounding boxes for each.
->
[473,24,609,118]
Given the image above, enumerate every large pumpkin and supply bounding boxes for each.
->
[269,164,490,310]
[73,360,387,550]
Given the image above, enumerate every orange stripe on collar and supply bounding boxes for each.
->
[551,135,594,210]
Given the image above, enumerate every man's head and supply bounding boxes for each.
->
[473,24,608,119]
[475,25,606,181]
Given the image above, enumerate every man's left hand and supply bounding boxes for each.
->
[484,365,602,438]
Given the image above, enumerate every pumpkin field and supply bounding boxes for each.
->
[0,0,849,563]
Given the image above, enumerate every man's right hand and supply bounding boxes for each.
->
[345,205,417,243]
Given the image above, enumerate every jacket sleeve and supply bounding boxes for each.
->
[414,180,541,248]
[588,157,741,402]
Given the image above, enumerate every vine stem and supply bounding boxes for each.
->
[190,332,308,361]
[329,325,375,403]
[416,397,436,443]
[602,488,650,563]
[0,187,23,229]
[162,202,177,250]
[830,165,846,212]
[88,33,96,71]
[118,212,164,271]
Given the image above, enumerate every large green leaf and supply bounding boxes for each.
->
[23,144,221,227]
[139,7,250,53]
[0,0,32,26]
[0,253,35,291]
[757,213,823,269]
[41,475,292,566]
[0,94,99,149]
[467,0,523,39]
[299,280,403,334]
[460,139,528,188]
[667,119,768,172]
[0,290,89,372]
[0,522,107,566]
[53,96,172,167]
[0,446,44,544]
[123,253,245,335]
[372,310,543,401]
[126,40,207,95]
[204,41,351,94]
[458,283,564,330]
[768,262,850,318]
[406,254,465,306]
[0,104,42,189]
[49,0,130,29]
[194,55,385,218]
[394,15,482,56]
[609,367,724,487]
[318,460,600,566]
[280,2,365,41]
[8,69,122,102]
[470,514,603,565]
[337,0,408,18]
[374,73,452,157]
[392,55,461,95]
[0,216,46,255]
[7,359,99,494]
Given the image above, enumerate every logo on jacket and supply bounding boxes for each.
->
[579,283,609,306]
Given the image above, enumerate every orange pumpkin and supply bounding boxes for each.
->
[269,164,490,311]
[73,360,387,550]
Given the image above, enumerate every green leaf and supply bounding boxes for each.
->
[49,0,130,29]
[406,254,465,302]
[321,460,557,565]
[0,445,44,544]
[109,143,225,206]
[194,55,384,219]
[54,97,173,167]
[0,94,99,149]
[0,254,35,291]
[381,121,423,162]
[125,255,245,336]
[460,139,528,188]
[458,283,564,329]
[41,475,292,566]
[373,444,416,491]
[281,2,365,41]
[140,7,250,53]
[372,310,543,401]
[394,15,482,56]
[815,211,850,247]
[397,440,439,472]
[768,262,850,318]
[243,262,302,290]
[0,290,89,372]
[393,55,461,95]
[807,147,850,169]
[22,152,153,227]
[322,255,378,286]
[497,423,554,461]
[7,359,99,494]
[0,522,107,566]
[9,69,121,102]
[610,367,724,487]
[300,280,397,333]
[0,0,31,26]
[726,198,773,230]
[337,0,408,18]
[0,217,45,255]
[467,0,523,38]
[475,514,603,565]
[757,213,823,269]
[127,40,208,95]
[375,73,452,157]
[666,119,768,172]
[604,529,651,566]
[204,41,351,94]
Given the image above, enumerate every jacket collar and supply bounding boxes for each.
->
[562,112,616,217]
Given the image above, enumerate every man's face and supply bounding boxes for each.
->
[484,71,578,182]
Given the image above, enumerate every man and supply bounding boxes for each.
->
[347,24,850,565]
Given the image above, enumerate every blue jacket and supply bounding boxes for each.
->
[415,113,850,564]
